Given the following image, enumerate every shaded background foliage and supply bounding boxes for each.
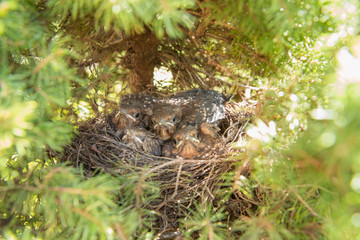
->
[1,0,360,239]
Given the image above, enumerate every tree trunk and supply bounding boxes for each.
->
[125,31,159,93]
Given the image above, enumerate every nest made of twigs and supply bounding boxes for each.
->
[61,98,257,238]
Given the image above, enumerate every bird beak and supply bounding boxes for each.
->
[133,136,143,144]
[158,118,174,127]
[175,134,200,149]
[120,109,136,121]
[175,139,184,149]
[184,134,200,144]
[122,130,143,144]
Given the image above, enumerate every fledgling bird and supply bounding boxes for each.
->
[162,122,222,159]
[167,89,230,127]
[112,102,143,132]
[150,104,182,141]
[162,125,201,159]
[122,126,163,156]
[198,122,222,147]
[112,94,158,136]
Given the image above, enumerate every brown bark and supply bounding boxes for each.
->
[124,31,159,93]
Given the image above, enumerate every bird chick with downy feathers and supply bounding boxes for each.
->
[162,125,201,159]
[162,122,222,159]
[122,127,163,156]
[150,89,229,140]
[112,94,158,137]
[168,89,230,127]
[150,104,182,141]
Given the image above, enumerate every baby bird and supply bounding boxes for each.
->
[199,122,220,145]
[112,102,145,138]
[162,122,222,159]
[162,125,201,159]
[112,94,158,136]
[171,89,229,125]
[196,122,223,156]
[122,127,163,156]
[150,104,182,141]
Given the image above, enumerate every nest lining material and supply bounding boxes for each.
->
[61,96,255,237]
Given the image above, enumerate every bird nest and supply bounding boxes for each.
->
[61,93,257,238]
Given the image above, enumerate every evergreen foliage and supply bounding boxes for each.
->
[1,0,360,239]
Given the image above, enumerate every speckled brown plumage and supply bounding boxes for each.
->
[162,122,222,159]
[112,94,159,136]
[111,90,229,158]
[122,126,163,156]
[162,125,201,159]
[150,104,182,141]
[168,89,229,127]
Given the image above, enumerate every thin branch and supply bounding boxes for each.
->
[292,190,319,217]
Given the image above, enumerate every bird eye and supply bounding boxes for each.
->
[173,139,177,145]
[172,116,176,122]
[134,112,140,118]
